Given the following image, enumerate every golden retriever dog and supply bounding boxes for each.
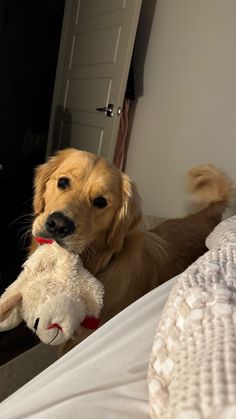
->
[31,148,232,353]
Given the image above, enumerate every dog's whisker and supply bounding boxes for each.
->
[19,198,33,206]
[83,248,90,261]
[88,245,97,257]
[10,213,34,227]
[81,245,97,262]
[15,220,33,228]
[18,228,32,250]
[16,225,30,238]
[18,233,30,249]
[16,228,32,239]
[15,221,32,237]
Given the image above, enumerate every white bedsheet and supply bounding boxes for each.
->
[0,277,177,419]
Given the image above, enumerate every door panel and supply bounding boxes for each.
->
[78,0,126,20]
[47,0,142,163]
[72,26,121,67]
[61,122,103,154]
[65,78,112,113]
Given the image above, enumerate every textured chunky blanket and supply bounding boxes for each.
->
[148,215,236,419]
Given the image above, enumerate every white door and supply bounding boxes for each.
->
[47,0,142,163]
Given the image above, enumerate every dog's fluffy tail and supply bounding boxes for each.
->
[187,164,233,207]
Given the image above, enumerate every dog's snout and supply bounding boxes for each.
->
[46,211,75,239]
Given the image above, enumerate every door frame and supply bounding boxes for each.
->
[46,0,142,162]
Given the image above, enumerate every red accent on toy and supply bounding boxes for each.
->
[81,316,100,330]
[47,323,63,332]
[35,237,54,245]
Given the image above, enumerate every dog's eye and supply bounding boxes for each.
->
[57,177,70,190]
[92,196,108,208]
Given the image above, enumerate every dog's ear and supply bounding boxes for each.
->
[107,174,142,253]
[33,149,72,215]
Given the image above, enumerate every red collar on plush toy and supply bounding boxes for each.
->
[35,237,54,245]
[35,237,101,330]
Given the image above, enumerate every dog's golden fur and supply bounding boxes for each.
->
[31,148,233,352]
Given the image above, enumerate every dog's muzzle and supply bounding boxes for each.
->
[45,211,75,239]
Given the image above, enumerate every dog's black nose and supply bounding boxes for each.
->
[46,211,75,239]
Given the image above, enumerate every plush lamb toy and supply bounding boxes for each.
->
[148,215,236,419]
[0,239,104,345]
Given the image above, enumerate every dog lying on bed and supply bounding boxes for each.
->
[31,148,233,353]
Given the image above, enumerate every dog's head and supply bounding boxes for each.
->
[32,149,142,257]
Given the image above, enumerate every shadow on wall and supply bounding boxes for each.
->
[133,0,157,98]
[122,0,157,171]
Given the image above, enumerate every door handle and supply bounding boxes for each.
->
[96,103,114,117]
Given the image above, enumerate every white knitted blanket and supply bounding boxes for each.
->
[148,215,236,419]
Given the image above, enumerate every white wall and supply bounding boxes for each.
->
[126,0,236,217]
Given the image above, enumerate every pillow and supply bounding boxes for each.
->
[148,215,236,419]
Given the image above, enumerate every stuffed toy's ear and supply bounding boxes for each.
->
[78,275,104,318]
[0,293,23,331]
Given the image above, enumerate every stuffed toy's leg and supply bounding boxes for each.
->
[0,293,23,331]
[0,270,27,331]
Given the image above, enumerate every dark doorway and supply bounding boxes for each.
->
[0,0,65,364]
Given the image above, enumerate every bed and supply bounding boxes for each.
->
[0,276,176,419]
[1,215,236,419]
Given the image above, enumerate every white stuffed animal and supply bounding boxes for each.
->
[0,239,104,345]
